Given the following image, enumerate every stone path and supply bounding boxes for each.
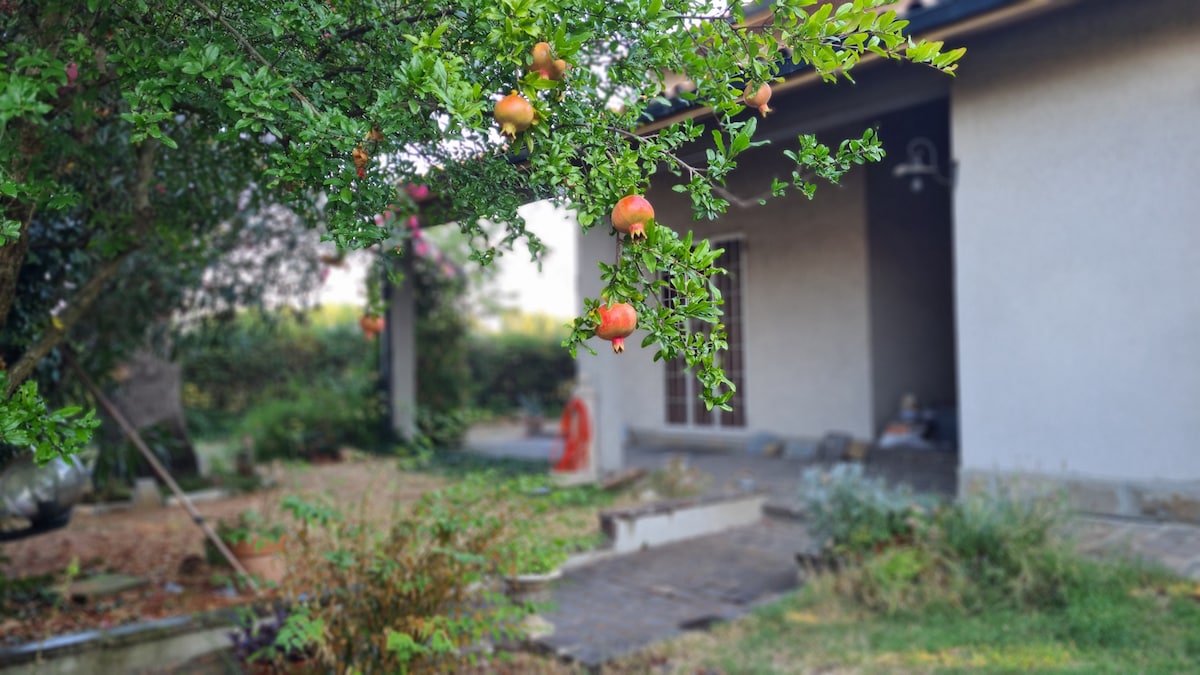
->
[535,516,812,667]
[1073,516,1200,580]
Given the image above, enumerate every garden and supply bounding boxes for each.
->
[4,1,1197,673]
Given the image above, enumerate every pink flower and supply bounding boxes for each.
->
[65,62,78,85]
[415,241,430,257]
[406,183,432,201]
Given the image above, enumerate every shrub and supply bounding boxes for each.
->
[466,331,574,417]
[799,464,1127,615]
[179,310,375,437]
[237,377,387,462]
[800,463,937,558]
[279,474,577,672]
[414,407,471,451]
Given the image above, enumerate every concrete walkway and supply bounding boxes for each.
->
[536,517,811,667]
[1073,516,1200,580]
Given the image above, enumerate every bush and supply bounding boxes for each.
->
[179,309,381,441]
[237,378,386,462]
[279,474,586,672]
[414,407,471,451]
[800,464,1136,615]
[466,331,575,417]
[800,463,936,558]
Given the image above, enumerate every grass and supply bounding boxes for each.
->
[604,559,1200,674]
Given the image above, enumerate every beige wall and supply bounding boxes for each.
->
[953,0,1200,482]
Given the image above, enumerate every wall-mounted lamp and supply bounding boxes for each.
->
[891,137,954,193]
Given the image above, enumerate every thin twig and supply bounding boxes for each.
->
[188,0,318,115]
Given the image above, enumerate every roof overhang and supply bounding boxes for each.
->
[637,0,1089,134]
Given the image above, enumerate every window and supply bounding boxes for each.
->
[664,237,746,427]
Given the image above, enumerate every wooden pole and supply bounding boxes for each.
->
[65,352,259,592]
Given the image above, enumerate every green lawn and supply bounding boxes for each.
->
[610,562,1200,675]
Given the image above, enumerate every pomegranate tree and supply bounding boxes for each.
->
[610,195,654,241]
[595,302,637,354]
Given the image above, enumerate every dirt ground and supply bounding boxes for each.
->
[0,458,446,645]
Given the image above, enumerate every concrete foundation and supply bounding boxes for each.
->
[960,468,1200,525]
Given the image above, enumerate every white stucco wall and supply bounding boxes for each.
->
[953,0,1200,482]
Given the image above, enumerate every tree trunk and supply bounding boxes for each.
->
[0,124,38,335]
[0,208,32,336]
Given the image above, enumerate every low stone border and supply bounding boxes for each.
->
[599,491,767,554]
[0,601,273,674]
[76,487,237,516]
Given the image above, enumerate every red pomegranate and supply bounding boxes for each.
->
[360,314,385,339]
[610,195,654,241]
[743,82,773,117]
[595,302,637,354]
[494,91,535,138]
[352,145,370,178]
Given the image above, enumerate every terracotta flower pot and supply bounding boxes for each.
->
[225,535,287,584]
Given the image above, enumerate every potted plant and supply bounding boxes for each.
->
[216,509,288,584]
[500,533,573,606]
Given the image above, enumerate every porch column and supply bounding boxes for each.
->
[386,261,417,440]
[576,225,625,474]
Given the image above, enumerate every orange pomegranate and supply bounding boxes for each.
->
[530,42,569,80]
[494,91,535,138]
[743,82,773,117]
[610,195,654,241]
[360,314,385,339]
[595,302,637,354]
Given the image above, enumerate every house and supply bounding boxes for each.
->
[571,0,1200,522]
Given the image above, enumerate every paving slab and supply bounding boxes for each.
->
[535,517,812,667]
[67,574,148,603]
[1073,516,1200,579]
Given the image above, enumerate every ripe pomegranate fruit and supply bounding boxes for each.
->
[360,314,385,339]
[352,145,370,178]
[595,302,637,354]
[743,82,773,117]
[494,91,535,138]
[532,42,553,69]
[530,42,569,80]
[610,195,654,241]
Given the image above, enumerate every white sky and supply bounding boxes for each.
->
[316,199,579,321]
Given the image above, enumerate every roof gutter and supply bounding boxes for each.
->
[637,0,1088,134]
